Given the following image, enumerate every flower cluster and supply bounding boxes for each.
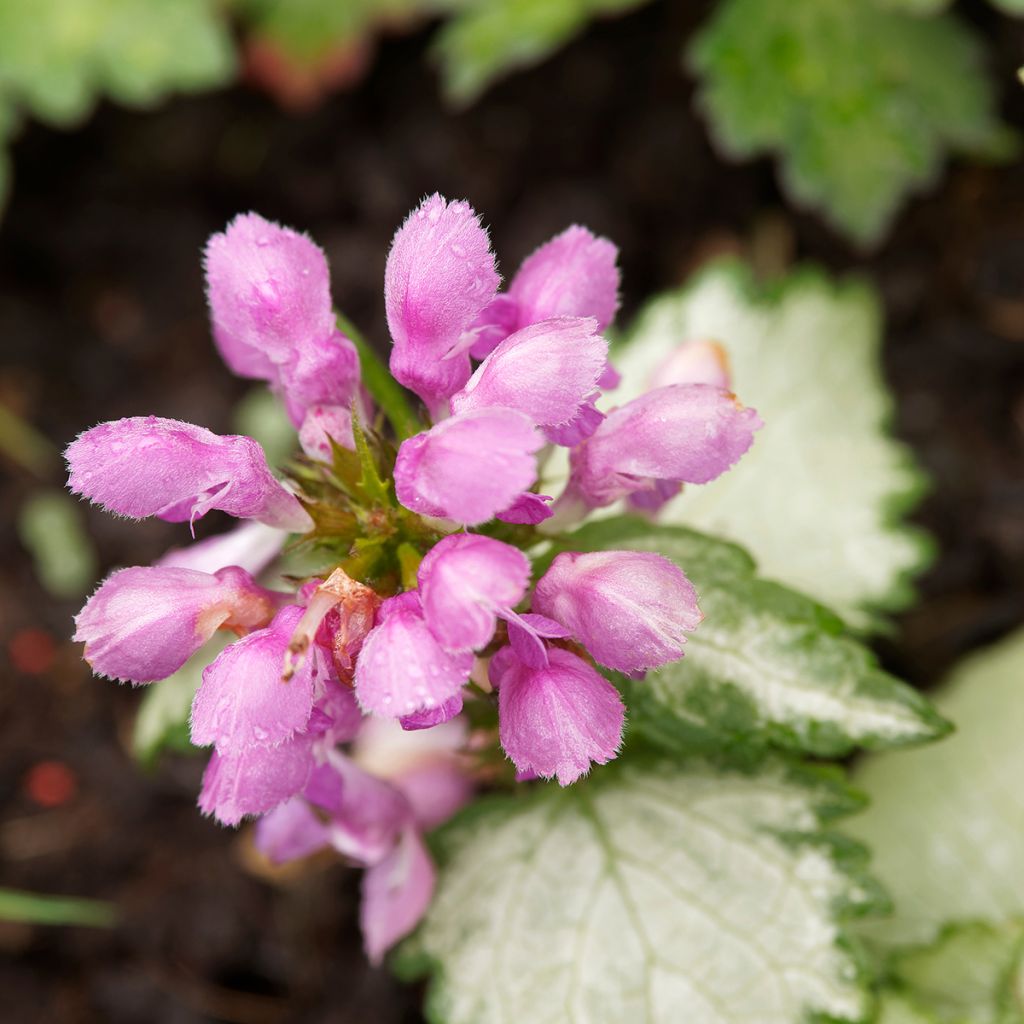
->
[67,195,760,959]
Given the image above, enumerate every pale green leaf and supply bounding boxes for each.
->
[688,0,1014,243]
[0,0,234,126]
[434,0,650,105]
[18,490,98,599]
[612,260,931,630]
[876,993,941,1024]
[548,518,949,758]
[399,755,880,1024]
[886,920,1024,1024]
[232,387,297,467]
[132,636,229,766]
[848,629,1024,949]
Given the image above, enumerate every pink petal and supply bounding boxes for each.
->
[66,416,312,532]
[509,225,620,332]
[505,611,569,669]
[541,396,604,447]
[253,797,330,864]
[393,760,473,830]
[394,408,542,526]
[385,194,499,408]
[354,593,474,718]
[360,826,436,965]
[299,403,355,461]
[495,647,625,786]
[74,565,278,684]
[570,384,761,507]
[275,329,361,427]
[191,604,316,754]
[450,317,608,429]
[204,212,335,377]
[533,550,703,674]
[315,755,412,866]
[198,737,314,826]
[495,491,554,525]
[400,692,464,731]
[157,521,287,575]
[417,534,531,651]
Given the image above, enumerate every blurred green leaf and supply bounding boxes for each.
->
[18,490,97,600]
[0,888,115,928]
[848,629,1024,949]
[435,0,651,105]
[613,260,931,629]
[0,0,235,126]
[884,920,1024,1024]
[133,637,229,767]
[689,0,1015,244]
[232,387,297,467]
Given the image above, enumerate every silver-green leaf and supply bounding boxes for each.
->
[399,756,881,1024]
[547,517,949,758]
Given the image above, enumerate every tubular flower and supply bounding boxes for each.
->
[68,195,761,965]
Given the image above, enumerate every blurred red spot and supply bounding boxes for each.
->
[24,760,77,808]
[9,629,56,675]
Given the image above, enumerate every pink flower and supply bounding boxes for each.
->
[354,592,474,718]
[204,213,360,425]
[492,646,625,785]
[198,735,315,826]
[385,193,499,412]
[568,384,761,508]
[191,604,319,755]
[450,317,608,437]
[66,416,312,532]
[417,533,531,652]
[394,408,542,526]
[533,550,703,674]
[471,225,620,358]
[495,491,554,525]
[74,565,281,684]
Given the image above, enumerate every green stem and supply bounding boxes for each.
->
[338,314,422,441]
[0,888,116,928]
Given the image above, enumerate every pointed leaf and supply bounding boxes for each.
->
[848,629,1024,949]
[398,755,880,1023]
[548,517,949,758]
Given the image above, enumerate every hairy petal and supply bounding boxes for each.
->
[495,491,554,525]
[355,593,474,718]
[450,317,607,429]
[253,797,330,864]
[394,408,542,526]
[66,416,312,532]
[511,225,620,331]
[191,605,316,754]
[74,565,279,684]
[494,647,625,786]
[418,534,531,651]
[533,550,703,673]
[385,193,499,407]
[198,737,314,826]
[570,384,761,507]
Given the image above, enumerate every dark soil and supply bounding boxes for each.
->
[1,2,1022,1021]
